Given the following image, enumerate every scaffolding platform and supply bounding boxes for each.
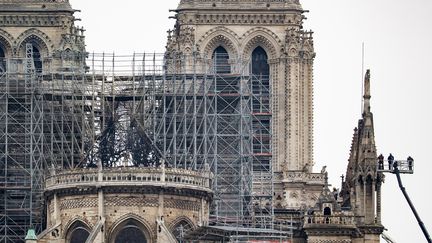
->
[377,159,414,174]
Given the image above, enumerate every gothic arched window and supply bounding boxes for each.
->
[69,228,90,243]
[212,46,230,74]
[114,221,147,243]
[251,46,269,77]
[0,46,5,73]
[66,222,90,243]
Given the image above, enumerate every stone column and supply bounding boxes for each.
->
[376,182,382,224]
[370,182,376,224]
[53,193,60,225]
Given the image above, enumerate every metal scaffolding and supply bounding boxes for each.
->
[0,50,274,242]
[0,44,44,242]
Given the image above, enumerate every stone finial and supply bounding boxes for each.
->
[363,69,371,113]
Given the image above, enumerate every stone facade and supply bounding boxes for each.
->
[167,0,323,211]
[0,1,386,242]
[39,166,212,243]
[0,0,85,72]
[169,0,315,173]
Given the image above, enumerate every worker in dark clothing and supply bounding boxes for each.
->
[388,153,394,170]
[393,160,398,171]
[378,154,384,170]
[407,156,414,171]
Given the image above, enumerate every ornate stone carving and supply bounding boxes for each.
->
[15,28,53,55]
[60,198,98,210]
[179,0,302,11]
[0,15,68,28]
[241,27,282,59]
[165,199,200,211]
[166,25,196,55]
[105,196,159,208]
[285,27,315,59]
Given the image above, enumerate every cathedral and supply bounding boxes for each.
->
[0,0,385,242]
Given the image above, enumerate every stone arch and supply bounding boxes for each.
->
[108,213,154,243]
[241,27,281,60]
[15,28,53,57]
[199,27,240,59]
[0,29,14,57]
[168,216,195,243]
[0,30,14,72]
[64,219,92,243]
[168,216,196,232]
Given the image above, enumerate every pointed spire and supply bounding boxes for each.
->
[363,69,371,114]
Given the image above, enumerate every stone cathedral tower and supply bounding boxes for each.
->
[169,0,315,173]
[166,0,325,216]
[0,0,388,242]
[0,0,85,71]
[0,1,85,241]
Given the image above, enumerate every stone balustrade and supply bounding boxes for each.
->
[282,171,325,185]
[304,215,355,226]
[45,166,212,193]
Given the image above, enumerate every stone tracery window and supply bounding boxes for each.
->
[212,46,230,74]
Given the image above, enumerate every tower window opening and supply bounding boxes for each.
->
[0,46,5,73]
[251,46,269,78]
[212,46,230,74]
[324,207,332,216]
[32,45,43,73]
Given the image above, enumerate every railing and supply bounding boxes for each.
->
[304,215,356,226]
[377,159,414,174]
[282,171,325,185]
[45,166,212,192]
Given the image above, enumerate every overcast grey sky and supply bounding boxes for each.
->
[71,1,432,242]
